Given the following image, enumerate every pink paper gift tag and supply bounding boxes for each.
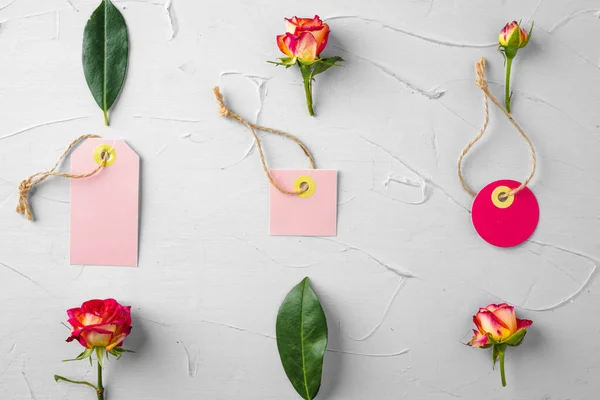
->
[472,179,539,248]
[269,169,337,236]
[70,139,140,266]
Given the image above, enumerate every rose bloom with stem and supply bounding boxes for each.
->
[467,303,532,387]
[498,20,533,113]
[270,15,344,116]
[54,299,133,400]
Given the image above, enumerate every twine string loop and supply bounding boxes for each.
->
[213,86,315,195]
[16,134,107,221]
[457,57,537,199]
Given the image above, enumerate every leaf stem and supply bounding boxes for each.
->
[97,359,104,400]
[505,56,513,113]
[103,109,109,126]
[499,346,507,387]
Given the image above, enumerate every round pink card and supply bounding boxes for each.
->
[472,179,539,247]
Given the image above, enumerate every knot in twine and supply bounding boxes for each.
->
[457,58,537,199]
[16,180,35,221]
[16,134,107,221]
[213,88,230,117]
[475,58,489,91]
[213,86,315,195]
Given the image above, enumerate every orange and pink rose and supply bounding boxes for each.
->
[467,303,532,387]
[277,16,330,62]
[270,15,343,116]
[468,303,532,348]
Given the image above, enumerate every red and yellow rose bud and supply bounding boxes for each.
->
[498,20,533,113]
[499,21,530,50]
[467,303,532,387]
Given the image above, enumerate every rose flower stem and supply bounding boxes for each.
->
[303,77,314,116]
[97,360,104,400]
[505,56,513,113]
[499,346,507,387]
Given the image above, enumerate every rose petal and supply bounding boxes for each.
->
[106,333,128,351]
[80,299,106,313]
[291,15,323,30]
[81,313,105,326]
[468,329,489,348]
[517,318,533,330]
[80,328,114,349]
[483,303,509,312]
[286,31,318,61]
[312,24,330,55]
[492,305,517,333]
[475,310,511,340]
[66,307,82,320]
[277,34,294,57]
[285,16,300,34]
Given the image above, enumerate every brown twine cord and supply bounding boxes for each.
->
[457,58,537,198]
[16,134,108,221]
[213,86,315,195]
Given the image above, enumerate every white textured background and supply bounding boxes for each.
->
[1,0,599,399]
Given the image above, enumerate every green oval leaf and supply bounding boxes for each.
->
[276,277,328,400]
[83,0,129,126]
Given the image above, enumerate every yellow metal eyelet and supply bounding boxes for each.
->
[294,176,316,198]
[491,185,514,209]
[93,144,117,167]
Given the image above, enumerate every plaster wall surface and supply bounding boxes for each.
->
[0,0,599,399]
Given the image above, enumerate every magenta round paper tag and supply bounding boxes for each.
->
[472,179,539,247]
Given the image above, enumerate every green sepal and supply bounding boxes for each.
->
[485,333,500,346]
[96,347,105,368]
[299,56,344,85]
[297,56,345,82]
[500,46,518,60]
[267,57,297,68]
[63,347,94,363]
[506,29,521,49]
[504,328,528,347]
[108,346,135,360]
[525,21,534,46]
[297,59,320,67]
[311,56,344,78]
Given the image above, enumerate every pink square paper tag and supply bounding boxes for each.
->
[70,139,140,266]
[269,169,337,236]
